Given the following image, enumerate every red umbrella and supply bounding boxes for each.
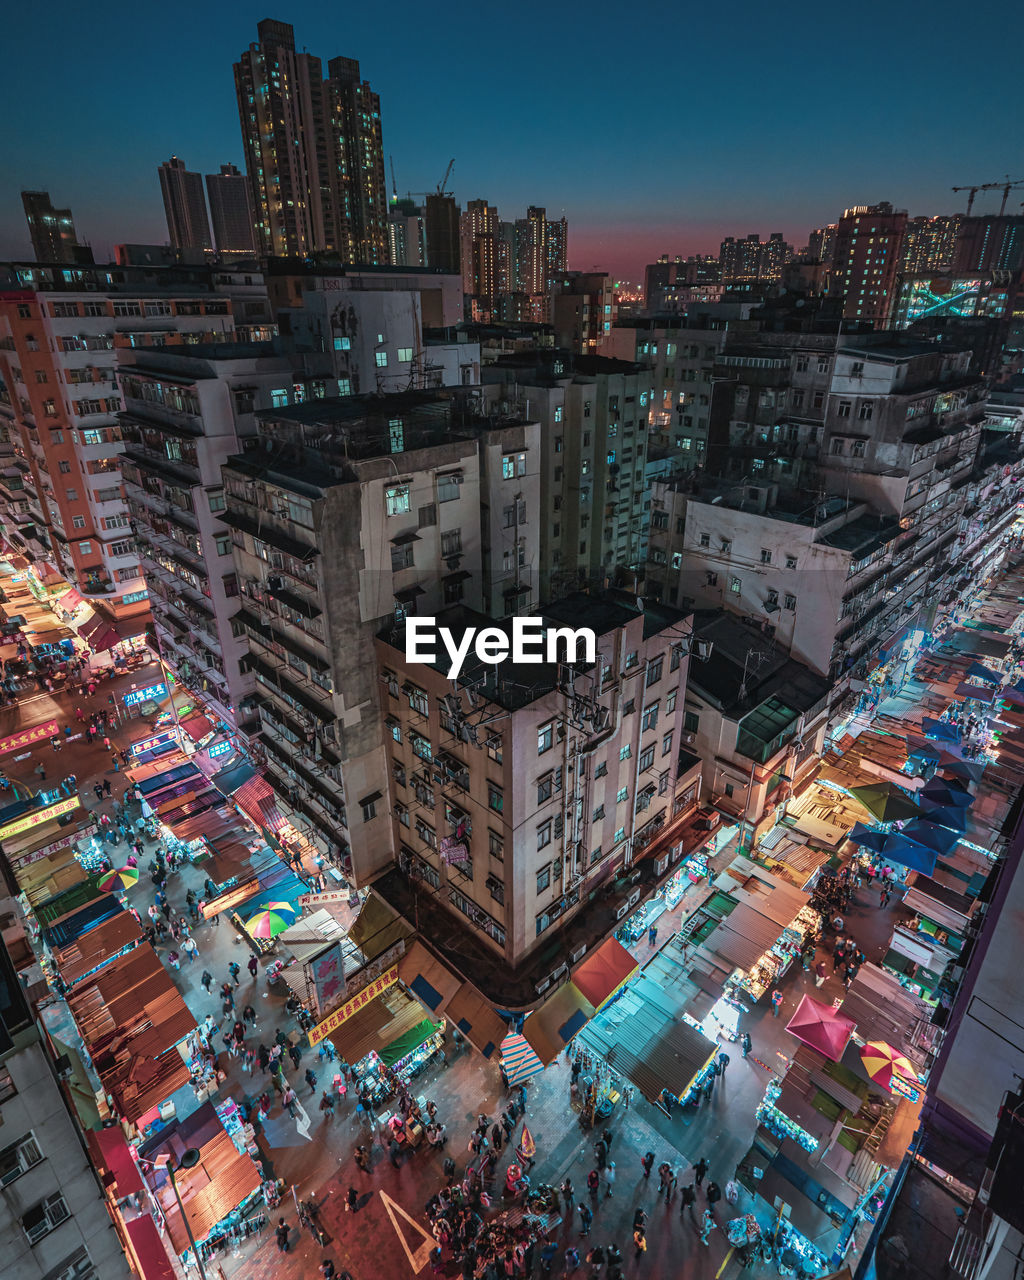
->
[784,995,856,1062]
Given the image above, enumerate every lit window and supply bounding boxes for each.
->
[333,336,351,351]
[385,486,411,516]
[398,347,413,362]
[375,352,388,368]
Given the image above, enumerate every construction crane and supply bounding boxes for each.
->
[952,175,1024,216]
[436,158,455,198]
[389,155,398,204]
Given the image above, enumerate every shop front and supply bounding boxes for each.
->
[704,897,820,1006]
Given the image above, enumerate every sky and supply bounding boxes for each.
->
[2,0,1022,282]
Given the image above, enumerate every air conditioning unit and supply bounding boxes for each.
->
[654,854,670,876]
[627,889,641,909]
[550,963,568,984]
[570,944,587,964]
[615,902,630,920]
[535,976,552,996]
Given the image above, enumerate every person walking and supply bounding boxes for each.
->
[228,961,241,987]
[102,777,111,795]
[717,1049,730,1075]
[602,1161,615,1198]
[586,1168,600,1199]
[275,1219,290,1253]
[632,1227,647,1259]
[560,1178,574,1212]
[305,1067,317,1095]
[641,1151,654,1179]
[577,1203,592,1237]
[706,1181,722,1213]
[247,954,259,980]
[741,1031,752,1058]
[693,1156,708,1188]
[647,924,658,947]
[282,1086,298,1117]
[181,936,197,964]
[699,1208,717,1246]
[680,1181,697,1221]
[815,960,828,988]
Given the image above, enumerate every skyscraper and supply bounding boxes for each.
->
[21,190,85,263]
[899,214,961,273]
[424,194,460,272]
[157,157,213,253]
[460,198,501,307]
[829,201,907,326]
[389,197,427,266]
[205,163,256,253]
[953,215,1024,273]
[719,232,792,282]
[233,18,389,263]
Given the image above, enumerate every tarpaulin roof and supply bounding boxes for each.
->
[522,982,596,1066]
[181,713,215,742]
[785,995,856,1062]
[880,834,939,877]
[398,939,461,1015]
[920,804,969,832]
[850,782,922,823]
[920,777,974,808]
[380,1016,441,1067]
[329,987,425,1067]
[86,1126,145,1198]
[125,1213,177,1280]
[500,1033,545,1086]
[444,985,507,1059]
[899,819,961,856]
[348,894,411,960]
[955,682,995,703]
[848,823,890,852]
[572,937,638,1010]
[922,717,961,742]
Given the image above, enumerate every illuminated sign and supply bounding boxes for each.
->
[889,1075,921,1102]
[13,821,98,865]
[123,682,167,707]
[0,720,59,758]
[207,741,232,759]
[0,796,80,842]
[130,729,178,756]
[308,965,399,1046]
[297,889,351,908]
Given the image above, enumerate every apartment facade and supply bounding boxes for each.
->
[206,164,257,254]
[0,260,270,620]
[373,594,703,982]
[829,202,908,326]
[220,391,540,879]
[157,157,212,254]
[21,192,85,266]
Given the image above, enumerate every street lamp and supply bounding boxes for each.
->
[166,1148,209,1280]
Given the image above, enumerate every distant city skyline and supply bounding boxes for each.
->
[2,0,1021,280]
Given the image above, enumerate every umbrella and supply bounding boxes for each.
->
[850,783,922,824]
[907,741,941,763]
[967,661,1001,684]
[920,804,969,833]
[920,778,973,809]
[98,866,140,892]
[847,823,890,852]
[943,758,987,783]
[859,1040,919,1091]
[879,833,938,877]
[244,902,299,938]
[922,717,961,743]
[500,1033,544,1087]
[898,819,960,856]
[785,995,856,1062]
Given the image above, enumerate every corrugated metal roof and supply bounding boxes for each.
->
[54,911,144,985]
[706,922,773,972]
[328,988,415,1065]
[398,939,461,1016]
[154,1124,261,1254]
[522,983,595,1066]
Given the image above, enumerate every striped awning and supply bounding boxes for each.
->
[500,1032,544,1086]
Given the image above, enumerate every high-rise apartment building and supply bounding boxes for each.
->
[157,157,213,254]
[460,199,501,313]
[805,224,836,265]
[515,206,568,297]
[389,197,427,267]
[234,19,388,263]
[829,202,907,325]
[719,233,791,282]
[21,191,87,265]
[205,163,256,254]
[899,214,961,273]
[952,215,1024,273]
[424,195,460,274]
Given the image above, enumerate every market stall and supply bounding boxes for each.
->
[522,981,596,1067]
[571,937,638,1012]
[785,996,857,1063]
[703,897,821,1004]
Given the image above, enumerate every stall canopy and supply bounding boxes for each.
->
[328,986,427,1066]
[398,940,461,1015]
[443,985,507,1059]
[522,982,596,1066]
[899,820,961,856]
[380,1016,442,1067]
[847,823,889,852]
[920,777,973,809]
[86,1126,145,1198]
[708,904,786,972]
[181,712,215,744]
[920,804,969,832]
[850,782,922,824]
[500,1033,545,1086]
[348,894,411,961]
[53,910,143,987]
[572,937,638,1010]
[879,833,939,877]
[956,683,995,703]
[922,717,961,743]
[785,995,856,1062]
[125,1214,177,1280]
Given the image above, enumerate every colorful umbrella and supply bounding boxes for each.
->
[500,1033,544,1087]
[517,1125,536,1159]
[244,901,299,938]
[850,783,922,824]
[859,1040,919,1091]
[847,823,890,852]
[784,995,856,1062]
[98,866,140,892]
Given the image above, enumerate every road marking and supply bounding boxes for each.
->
[715,1246,734,1277]
[379,1190,435,1273]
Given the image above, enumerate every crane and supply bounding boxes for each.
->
[436,159,455,198]
[389,155,398,204]
[952,175,1024,216]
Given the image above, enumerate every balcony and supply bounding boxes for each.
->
[221,505,318,562]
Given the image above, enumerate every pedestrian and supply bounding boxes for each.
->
[289,1043,301,1070]
[578,1203,592,1236]
[717,1050,730,1074]
[243,1003,257,1026]
[771,988,783,1017]
[305,1067,317,1094]
[633,1227,647,1259]
[647,924,658,947]
[564,1246,580,1273]
[247,954,259,980]
[275,1219,290,1253]
[706,1180,722,1211]
[50,734,60,752]
[167,950,180,971]
[35,763,46,782]
[633,1207,648,1234]
[389,1138,401,1168]
[228,961,240,986]
[680,1181,697,1220]
[699,1208,717,1246]
[602,1161,615,1197]
[741,1031,752,1058]
[693,1156,708,1187]
[355,1144,370,1171]
[181,936,197,963]
[815,960,827,988]
[103,777,111,795]
[283,1086,297,1117]
[346,1186,358,1213]
[641,1151,654,1179]
[586,1167,599,1198]
[561,1177,574,1210]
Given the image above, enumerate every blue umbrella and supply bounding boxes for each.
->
[880,833,938,877]
[920,777,973,809]
[943,758,986,784]
[848,823,890,852]
[967,661,1001,684]
[920,805,969,833]
[908,741,941,763]
[899,820,960,856]
[922,718,961,743]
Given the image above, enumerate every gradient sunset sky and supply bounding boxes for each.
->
[2,0,1021,280]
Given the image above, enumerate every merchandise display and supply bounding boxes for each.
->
[755,1078,819,1153]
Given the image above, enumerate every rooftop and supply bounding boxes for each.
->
[819,512,902,556]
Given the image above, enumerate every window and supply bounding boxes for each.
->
[537,820,552,850]
[488,877,505,906]
[207,490,226,512]
[662,731,674,756]
[594,761,607,778]
[724,783,735,798]
[386,485,411,516]
[721,537,732,555]
[415,818,436,849]
[729,575,741,594]
[398,347,413,362]
[784,593,796,611]
[486,735,503,765]
[706,571,718,586]
[115,566,139,582]
[619,744,631,760]
[536,863,551,892]
[410,732,432,762]
[785,554,798,569]
[537,722,553,754]
[389,721,402,743]
[502,452,526,479]
[614,826,625,843]
[683,711,700,732]
[638,744,655,772]
[642,703,659,732]
[624,650,638,670]
[360,797,377,822]
[699,532,710,548]
[830,438,845,455]
[837,400,852,418]
[222,573,239,597]
[72,516,86,529]
[593,804,605,821]
[391,543,414,572]
[646,656,663,686]
[214,533,231,556]
[767,588,779,607]
[617,787,628,804]
[0,1133,43,1185]
[395,801,409,827]
[77,540,92,555]
[622,699,635,717]
[760,548,772,564]
[488,784,504,813]
[537,775,553,804]
[437,471,462,503]
[851,439,866,458]
[375,352,388,367]
[22,1192,70,1243]
[270,388,289,408]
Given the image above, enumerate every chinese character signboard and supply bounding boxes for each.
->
[0,796,80,842]
[297,889,351,908]
[0,720,59,758]
[123,683,167,707]
[307,965,399,1046]
[308,941,345,1018]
